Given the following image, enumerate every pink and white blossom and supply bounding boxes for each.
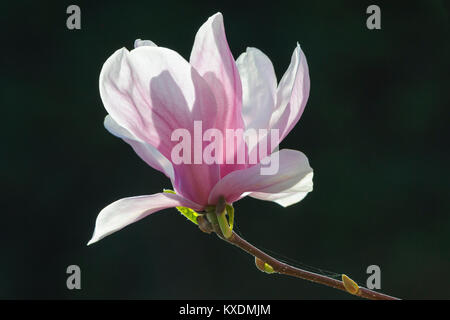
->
[88,12,313,245]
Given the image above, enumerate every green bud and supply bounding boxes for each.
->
[255,257,275,274]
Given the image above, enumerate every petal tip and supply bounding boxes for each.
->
[211,12,223,19]
[206,12,224,27]
[134,39,157,48]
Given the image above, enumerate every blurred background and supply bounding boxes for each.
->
[1,0,449,299]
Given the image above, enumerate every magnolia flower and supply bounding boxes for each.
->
[88,12,313,245]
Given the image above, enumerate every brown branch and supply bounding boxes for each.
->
[221,231,400,300]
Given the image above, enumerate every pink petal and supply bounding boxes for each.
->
[104,115,174,181]
[208,149,313,205]
[190,12,247,177]
[269,44,310,150]
[99,46,220,205]
[88,192,203,245]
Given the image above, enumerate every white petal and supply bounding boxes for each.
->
[104,115,174,181]
[269,44,310,148]
[208,149,313,205]
[134,39,157,48]
[99,46,217,157]
[99,46,220,205]
[236,47,277,132]
[249,171,313,207]
[88,192,203,245]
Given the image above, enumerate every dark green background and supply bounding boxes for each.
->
[1,0,449,299]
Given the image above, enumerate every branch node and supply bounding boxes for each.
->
[342,274,360,295]
[255,257,275,274]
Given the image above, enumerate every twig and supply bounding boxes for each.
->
[200,199,400,300]
[222,231,400,300]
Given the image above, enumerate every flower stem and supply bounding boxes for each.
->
[219,231,400,300]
